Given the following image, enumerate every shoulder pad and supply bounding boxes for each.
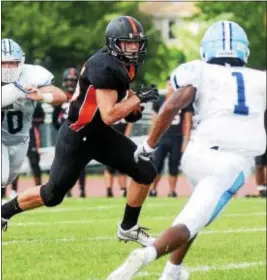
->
[87,52,129,89]
[170,60,202,90]
[21,64,55,88]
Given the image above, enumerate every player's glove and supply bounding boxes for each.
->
[136,84,159,103]
[124,106,144,123]
[134,140,156,163]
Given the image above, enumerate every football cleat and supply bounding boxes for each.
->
[159,263,189,280]
[168,191,178,198]
[149,189,157,197]
[106,248,145,280]
[1,217,8,232]
[117,223,155,247]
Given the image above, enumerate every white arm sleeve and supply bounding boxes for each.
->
[1,83,26,108]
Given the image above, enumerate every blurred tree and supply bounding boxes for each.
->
[2,2,185,87]
[172,2,266,69]
[197,2,266,69]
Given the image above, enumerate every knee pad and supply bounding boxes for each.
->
[40,183,65,207]
[133,159,157,185]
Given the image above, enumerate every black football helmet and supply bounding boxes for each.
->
[62,67,79,94]
[105,16,148,66]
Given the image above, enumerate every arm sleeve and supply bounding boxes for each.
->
[1,83,26,108]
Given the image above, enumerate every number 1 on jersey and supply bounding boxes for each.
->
[232,72,249,115]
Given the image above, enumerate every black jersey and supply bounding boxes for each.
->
[68,48,136,132]
[152,95,193,139]
[112,120,128,134]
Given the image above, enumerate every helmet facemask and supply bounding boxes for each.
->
[2,59,25,84]
[107,35,148,66]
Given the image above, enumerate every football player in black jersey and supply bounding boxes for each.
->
[104,119,133,198]
[52,67,87,198]
[149,77,193,198]
[2,16,159,246]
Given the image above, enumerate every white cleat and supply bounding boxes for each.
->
[117,223,155,247]
[106,249,145,280]
[159,263,189,280]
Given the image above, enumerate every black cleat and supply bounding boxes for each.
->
[168,191,178,198]
[66,191,72,198]
[149,190,157,197]
[107,188,114,198]
[80,190,86,198]
[121,187,127,198]
[1,217,8,232]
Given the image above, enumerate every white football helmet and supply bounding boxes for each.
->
[2,38,25,83]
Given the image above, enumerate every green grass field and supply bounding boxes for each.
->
[2,197,266,280]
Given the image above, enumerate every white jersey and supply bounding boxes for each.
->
[1,64,54,145]
[170,60,266,157]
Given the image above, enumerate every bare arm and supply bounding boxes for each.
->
[181,111,193,152]
[26,85,67,105]
[124,123,133,137]
[147,86,196,148]
[39,85,67,105]
[149,112,158,133]
[96,89,140,126]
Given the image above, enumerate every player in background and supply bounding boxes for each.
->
[52,67,87,198]
[1,17,159,247]
[2,103,45,200]
[105,119,133,198]
[107,20,266,280]
[255,109,267,197]
[1,38,66,206]
[13,103,44,195]
[149,77,193,198]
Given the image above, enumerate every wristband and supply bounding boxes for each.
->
[41,92,53,104]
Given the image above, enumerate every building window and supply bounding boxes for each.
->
[168,20,176,39]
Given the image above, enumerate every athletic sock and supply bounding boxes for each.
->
[1,197,23,219]
[142,246,157,264]
[121,204,141,230]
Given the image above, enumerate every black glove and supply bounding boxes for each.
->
[136,84,159,103]
[124,106,144,123]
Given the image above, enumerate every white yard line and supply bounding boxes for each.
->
[86,261,266,280]
[2,227,266,246]
[10,212,266,227]
[135,261,266,278]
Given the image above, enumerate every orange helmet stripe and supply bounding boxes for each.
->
[126,16,138,34]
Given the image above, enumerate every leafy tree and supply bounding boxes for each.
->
[2,2,185,87]
[171,2,266,69]
[198,2,266,69]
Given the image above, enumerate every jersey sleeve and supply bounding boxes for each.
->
[29,65,55,87]
[170,60,202,94]
[1,83,26,108]
[87,55,121,89]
